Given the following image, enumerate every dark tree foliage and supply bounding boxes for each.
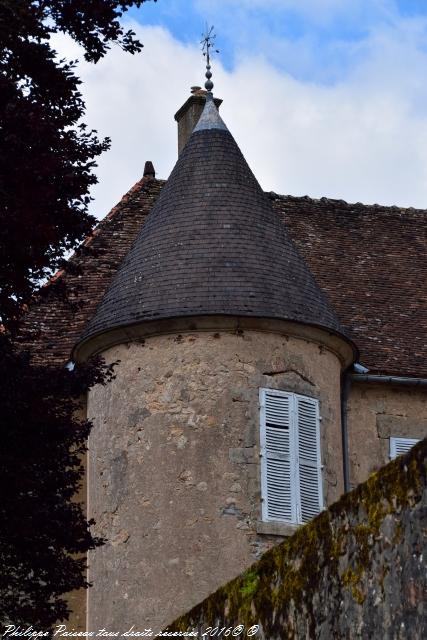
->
[0,0,154,325]
[0,335,116,628]
[0,0,154,629]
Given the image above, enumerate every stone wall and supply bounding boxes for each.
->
[86,329,343,631]
[348,382,427,487]
[165,438,427,639]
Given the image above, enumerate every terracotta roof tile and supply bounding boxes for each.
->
[271,193,427,377]
[18,176,163,366]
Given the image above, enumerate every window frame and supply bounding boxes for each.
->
[259,388,323,526]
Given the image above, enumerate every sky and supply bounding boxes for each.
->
[52,0,427,218]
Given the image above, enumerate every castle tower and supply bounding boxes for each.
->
[73,87,356,631]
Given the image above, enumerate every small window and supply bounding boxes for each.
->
[259,389,323,525]
[389,437,419,459]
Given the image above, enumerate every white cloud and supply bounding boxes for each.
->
[52,26,205,218]
[52,16,427,218]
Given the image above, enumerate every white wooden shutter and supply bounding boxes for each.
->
[260,389,295,523]
[390,437,419,459]
[295,395,323,523]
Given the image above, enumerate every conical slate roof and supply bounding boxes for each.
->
[77,96,349,355]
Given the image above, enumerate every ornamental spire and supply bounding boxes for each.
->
[201,24,219,96]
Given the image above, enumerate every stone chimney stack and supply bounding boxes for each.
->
[143,160,155,179]
[174,86,222,155]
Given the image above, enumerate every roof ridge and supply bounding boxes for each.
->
[84,176,164,248]
[267,191,427,213]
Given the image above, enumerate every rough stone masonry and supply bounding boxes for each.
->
[165,438,427,639]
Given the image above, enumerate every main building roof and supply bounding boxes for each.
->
[18,99,427,377]
[19,176,427,377]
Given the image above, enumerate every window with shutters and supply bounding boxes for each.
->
[259,388,323,525]
[389,437,419,459]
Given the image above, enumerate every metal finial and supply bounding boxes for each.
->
[201,24,219,95]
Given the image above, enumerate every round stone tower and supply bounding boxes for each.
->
[73,92,356,632]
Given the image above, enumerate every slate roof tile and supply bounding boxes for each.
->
[76,102,346,358]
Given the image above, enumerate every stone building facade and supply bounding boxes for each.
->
[20,85,427,632]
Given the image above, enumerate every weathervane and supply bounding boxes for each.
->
[201,24,219,94]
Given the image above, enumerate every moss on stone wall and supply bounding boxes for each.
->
[163,438,427,639]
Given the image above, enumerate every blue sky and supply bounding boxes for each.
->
[129,0,427,81]
[54,0,427,215]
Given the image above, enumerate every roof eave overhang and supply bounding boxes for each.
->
[72,313,358,369]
